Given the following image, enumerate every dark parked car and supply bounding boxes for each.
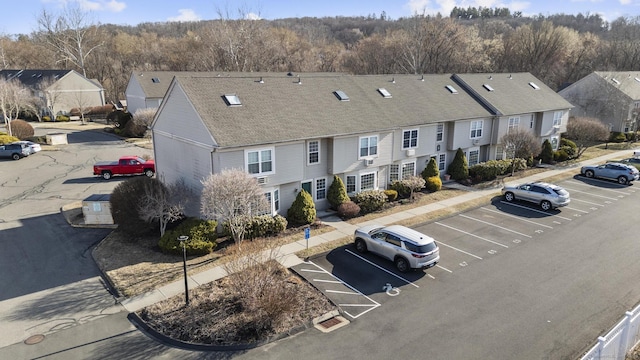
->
[0,143,30,160]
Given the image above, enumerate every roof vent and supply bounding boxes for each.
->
[334,90,349,101]
[297,76,302,84]
[257,77,264,84]
[508,74,513,79]
[420,74,424,81]
[391,77,395,83]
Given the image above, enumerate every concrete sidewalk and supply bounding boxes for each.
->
[117,148,637,313]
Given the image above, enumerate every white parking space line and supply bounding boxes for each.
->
[570,198,605,207]
[345,249,420,288]
[566,180,632,195]
[563,186,621,200]
[436,264,453,273]
[437,241,483,260]
[304,260,380,319]
[481,207,553,229]
[498,201,573,221]
[459,214,532,238]
[564,206,589,213]
[312,279,343,284]
[435,222,510,248]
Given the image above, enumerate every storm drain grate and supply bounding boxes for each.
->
[318,317,342,329]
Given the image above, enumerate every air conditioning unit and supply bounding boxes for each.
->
[256,176,269,185]
[405,149,415,157]
[364,159,374,166]
[472,139,479,145]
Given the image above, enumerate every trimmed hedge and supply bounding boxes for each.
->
[158,217,218,256]
[389,180,410,198]
[425,176,442,192]
[222,214,288,240]
[469,159,527,181]
[354,190,386,214]
[384,189,398,202]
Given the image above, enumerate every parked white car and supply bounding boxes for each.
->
[12,141,41,155]
[354,224,439,272]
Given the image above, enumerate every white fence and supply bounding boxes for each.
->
[580,304,640,360]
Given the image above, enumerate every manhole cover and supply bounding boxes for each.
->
[318,317,342,329]
[24,334,45,345]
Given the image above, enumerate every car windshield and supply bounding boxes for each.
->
[553,188,569,196]
[404,241,437,253]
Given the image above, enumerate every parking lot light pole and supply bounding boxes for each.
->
[178,235,189,306]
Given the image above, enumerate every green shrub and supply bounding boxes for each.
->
[389,180,410,198]
[223,214,288,239]
[354,190,387,214]
[421,157,440,180]
[8,120,34,140]
[55,115,70,122]
[287,189,316,226]
[448,148,469,181]
[327,175,350,210]
[384,189,398,202]
[158,217,217,256]
[610,132,627,143]
[539,139,554,164]
[560,138,577,159]
[469,160,510,181]
[337,201,360,219]
[507,158,527,173]
[553,149,569,162]
[107,110,132,128]
[425,176,442,192]
[110,177,159,237]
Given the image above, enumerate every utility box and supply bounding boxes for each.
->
[82,194,113,225]
[46,132,68,145]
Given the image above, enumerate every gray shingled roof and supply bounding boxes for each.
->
[594,71,640,100]
[172,74,493,148]
[0,69,72,88]
[453,72,573,115]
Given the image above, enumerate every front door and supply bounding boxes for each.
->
[301,181,312,195]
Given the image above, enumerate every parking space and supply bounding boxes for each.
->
[298,175,639,321]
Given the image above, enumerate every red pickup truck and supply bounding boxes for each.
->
[93,156,155,180]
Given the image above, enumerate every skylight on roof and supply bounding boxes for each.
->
[528,82,540,90]
[222,94,242,106]
[377,88,392,98]
[483,84,495,92]
[334,90,350,101]
[445,85,458,94]
[152,77,160,83]
[612,78,620,85]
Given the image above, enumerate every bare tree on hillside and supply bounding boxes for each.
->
[565,116,610,158]
[200,169,269,247]
[0,79,33,136]
[36,4,104,77]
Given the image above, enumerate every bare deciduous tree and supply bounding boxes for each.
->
[36,4,103,77]
[138,179,191,237]
[403,175,426,200]
[132,107,157,129]
[200,169,269,246]
[0,79,33,136]
[500,129,542,175]
[565,116,610,158]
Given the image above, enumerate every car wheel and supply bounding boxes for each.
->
[144,169,154,177]
[584,170,594,178]
[355,239,367,253]
[540,200,552,211]
[504,192,515,202]
[395,257,410,273]
[11,153,20,160]
[102,171,112,180]
[618,176,628,185]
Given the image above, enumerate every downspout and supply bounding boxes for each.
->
[489,116,498,161]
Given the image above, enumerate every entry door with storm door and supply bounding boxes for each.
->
[301,181,312,196]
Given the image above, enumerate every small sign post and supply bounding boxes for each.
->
[304,227,310,250]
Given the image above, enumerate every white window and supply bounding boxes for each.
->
[436,123,444,142]
[346,175,356,193]
[360,172,376,191]
[402,162,416,179]
[470,121,483,139]
[496,145,504,160]
[468,149,480,166]
[508,117,520,131]
[553,111,563,126]
[551,136,559,150]
[308,140,320,165]
[530,117,535,129]
[359,136,378,158]
[437,154,446,171]
[246,148,273,175]
[402,129,418,149]
[273,189,279,212]
[389,164,399,182]
[316,178,326,200]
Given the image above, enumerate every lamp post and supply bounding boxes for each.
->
[178,235,189,306]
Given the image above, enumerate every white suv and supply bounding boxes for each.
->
[354,224,439,272]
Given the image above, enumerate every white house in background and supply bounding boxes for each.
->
[559,71,640,133]
[150,72,572,216]
[0,69,105,116]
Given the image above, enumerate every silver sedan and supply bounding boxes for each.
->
[501,182,570,211]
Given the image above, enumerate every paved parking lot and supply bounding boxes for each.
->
[295,174,639,325]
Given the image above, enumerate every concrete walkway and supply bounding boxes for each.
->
[118,149,636,312]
